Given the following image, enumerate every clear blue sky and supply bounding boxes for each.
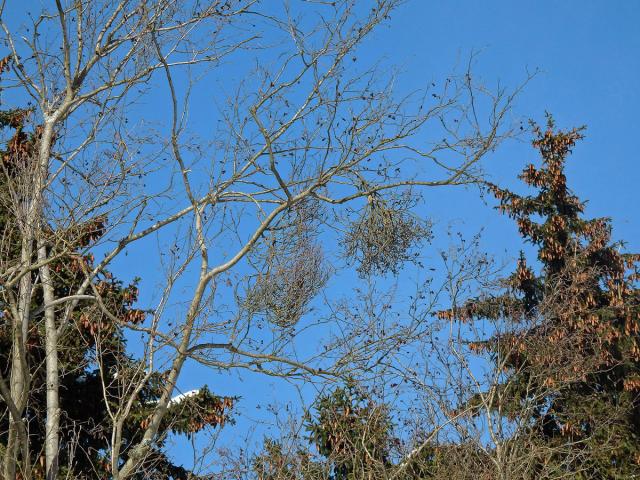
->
[5,0,640,472]
[157,0,640,469]
[200,0,640,467]
[375,0,640,250]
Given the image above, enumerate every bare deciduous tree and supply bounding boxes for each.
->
[0,1,522,478]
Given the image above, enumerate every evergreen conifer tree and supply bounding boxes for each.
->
[440,116,640,478]
[306,385,392,480]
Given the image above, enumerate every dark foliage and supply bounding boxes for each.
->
[439,116,640,478]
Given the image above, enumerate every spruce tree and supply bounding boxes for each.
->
[306,385,392,480]
[252,385,394,480]
[441,116,640,478]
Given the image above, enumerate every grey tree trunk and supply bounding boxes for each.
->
[4,236,34,480]
[39,241,59,480]
[3,119,56,480]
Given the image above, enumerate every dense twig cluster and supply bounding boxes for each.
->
[344,192,430,276]
[245,235,329,328]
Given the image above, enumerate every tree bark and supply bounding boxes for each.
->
[39,240,59,480]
